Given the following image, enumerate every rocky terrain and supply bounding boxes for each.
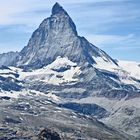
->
[0,51,19,67]
[0,93,135,140]
[0,2,140,140]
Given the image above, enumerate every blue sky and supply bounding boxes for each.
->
[0,0,140,61]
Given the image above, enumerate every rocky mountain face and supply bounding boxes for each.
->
[16,3,117,69]
[0,2,140,139]
[0,51,19,67]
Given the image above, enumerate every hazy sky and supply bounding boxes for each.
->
[0,0,140,61]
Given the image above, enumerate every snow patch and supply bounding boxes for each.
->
[93,57,140,88]
[46,92,60,101]
[118,60,140,79]
[93,56,118,72]
[18,56,81,85]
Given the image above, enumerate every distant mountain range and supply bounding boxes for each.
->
[0,2,139,139]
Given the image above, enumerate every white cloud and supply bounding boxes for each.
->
[87,34,135,46]
[0,0,134,26]
[0,0,51,25]
[85,33,140,50]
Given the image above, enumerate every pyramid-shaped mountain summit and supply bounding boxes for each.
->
[52,2,68,15]
[15,2,117,69]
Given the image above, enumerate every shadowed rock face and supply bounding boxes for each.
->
[59,102,108,119]
[38,128,61,140]
[0,76,22,91]
[52,2,68,16]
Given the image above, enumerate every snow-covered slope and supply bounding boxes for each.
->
[93,56,118,71]
[93,58,140,89]
[118,60,140,79]
[15,56,81,85]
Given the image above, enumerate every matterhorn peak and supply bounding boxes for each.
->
[52,2,68,15]
[15,2,117,69]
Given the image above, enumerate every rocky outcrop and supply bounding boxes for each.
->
[38,129,61,140]
[0,51,19,67]
[59,102,108,119]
